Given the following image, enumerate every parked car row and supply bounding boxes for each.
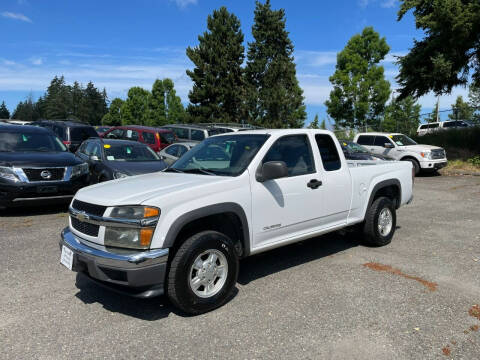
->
[416,120,472,136]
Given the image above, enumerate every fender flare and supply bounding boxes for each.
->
[163,202,251,256]
[367,179,402,210]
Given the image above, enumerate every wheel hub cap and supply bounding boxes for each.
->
[378,208,393,236]
[189,249,228,298]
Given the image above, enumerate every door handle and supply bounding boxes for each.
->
[307,179,322,189]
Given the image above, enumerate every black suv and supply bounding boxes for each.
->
[0,124,90,209]
[32,120,99,152]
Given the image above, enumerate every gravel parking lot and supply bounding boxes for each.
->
[1,175,479,359]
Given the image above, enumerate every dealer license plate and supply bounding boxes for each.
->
[60,245,73,270]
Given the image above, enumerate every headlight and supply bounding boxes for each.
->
[104,206,160,249]
[420,151,431,159]
[104,227,154,249]
[71,163,89,178]
[114,171,129,179]
[0,166,21,182]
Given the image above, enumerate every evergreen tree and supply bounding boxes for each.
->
[45,76,71,119]
[102,98,124,126]
[308,114,319,129]
[396,0,480,99]
[245,0,306,128]
[320,118,327,130]
[382,96,421,135]
[0,101,10,119]
[448,95,473,122]
[468,83,480,124]
[186,7,245,123]
[12,95,41,122]
[82,81,107,125]
[164,78,186,123]
[120,87,150,125]
[325,27,391,131]
[148,79,167,126]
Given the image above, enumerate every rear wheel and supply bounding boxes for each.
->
[361,196,396,246]
[167,231,239,315]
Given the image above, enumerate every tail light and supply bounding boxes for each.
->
[62,140,71,146]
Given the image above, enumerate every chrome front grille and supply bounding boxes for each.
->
[430,149,446,160]
[22,167,65,181]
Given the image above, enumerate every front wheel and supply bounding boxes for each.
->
[167,231,239,315]
[361,196,396,246]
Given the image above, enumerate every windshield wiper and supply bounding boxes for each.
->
[182,168,217,176]
[164,167,184,173]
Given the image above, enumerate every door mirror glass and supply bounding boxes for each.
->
[384,143,394,149]
[257,161,288,182]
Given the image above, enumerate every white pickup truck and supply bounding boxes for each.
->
[354,132,447,175]
[60,129,413,314]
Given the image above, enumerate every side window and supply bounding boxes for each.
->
[52,125,65,139]
[420,125,428,129]
[142,132,156,144]
[262,135,315,177]
[85,142,96,156]
[315,134,341,171]
[177,145,188,157]
[170,127,189,139]
[373,136,391,147]
[357,135,374,146]
[165,145,179,156]
[91,143,102,158]
[191,129,205,141]
[429,123,439,129]
[77,142,88,155]
[125,129,139,141]
[106,129,124,139]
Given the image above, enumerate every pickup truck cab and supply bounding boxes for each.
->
[354,132,447,175]
[60,129,413,314]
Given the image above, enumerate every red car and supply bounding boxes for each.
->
[102,125,177,152]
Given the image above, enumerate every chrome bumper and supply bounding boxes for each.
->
[60,227,169,297]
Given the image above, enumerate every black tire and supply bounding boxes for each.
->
[404,158,420,176]
[362,196,396,247]
[167,231,239,315]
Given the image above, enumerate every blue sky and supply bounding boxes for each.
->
[0,0,469,124]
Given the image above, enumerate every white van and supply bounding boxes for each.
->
[417,120,470,136]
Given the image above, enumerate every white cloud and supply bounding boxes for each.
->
[358,0,398,8]
[172,0,197,9]
[381,0,397,8]
[1,59,16,66]
[1,11,32,23]
[297,51,337,67]
[30,57,43,65]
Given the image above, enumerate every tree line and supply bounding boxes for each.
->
[3,0,480,133]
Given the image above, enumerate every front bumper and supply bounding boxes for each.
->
[0,175,89,207]
[60,227,169,298]
[419,159,447,170]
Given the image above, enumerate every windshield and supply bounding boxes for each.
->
[390,135,417,146]
[0,132,67,152]
[104,144,160,162]
[170,134,269,176]
[341,141,369,153]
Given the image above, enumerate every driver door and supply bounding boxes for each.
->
[250,134,324,249]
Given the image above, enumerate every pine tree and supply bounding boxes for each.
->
[102,98,123,126]
[449,96,473,122]
[120,87,150,125]
[469,82,480,124]
[186,7,245,123]
[45,76,72,119]
[320,119,327,130]
[148,79,167,126]
[382,96,421,135]
[12,95,41,122]
[308,114,319,129]
[245,0,306,128]
[0,101,10,119]
[164,79,185,123]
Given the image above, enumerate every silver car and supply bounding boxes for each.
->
[158,142,197,165]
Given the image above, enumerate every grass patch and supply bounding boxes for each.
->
[441,159,480,175]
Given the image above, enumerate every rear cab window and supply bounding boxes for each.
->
[315,134,341,171]
[69,127,98,142]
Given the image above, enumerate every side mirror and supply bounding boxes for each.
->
[256,161,288,182]
[90,155,99,161]
[384,143,394,149]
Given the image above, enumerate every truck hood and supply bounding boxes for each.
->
[400,144,443,152]
[74,172,231,206]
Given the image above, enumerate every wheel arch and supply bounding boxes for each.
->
[367,179,402,210]
[163,203,250,258]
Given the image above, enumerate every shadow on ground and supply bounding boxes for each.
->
[73,231,359,320]
[0,202,69,217]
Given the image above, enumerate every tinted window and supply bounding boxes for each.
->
[357,135,375,146]
[52,125,65,139]
[315,134,341,171]
[191,129,205,141]
[124,129,139,141]
[168,126,189,139]
[77,142,88,155]
[178,145,189,157]
[429,123,439,128]
[165,145,180,156]
[106,129,125,139]
[142,131,156,144]
[263,135,315,177]
[420,125,428,129]
[159,132,175,145]
[69,127,98,142]
[373,136,391,147]
[0,131,66,152]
